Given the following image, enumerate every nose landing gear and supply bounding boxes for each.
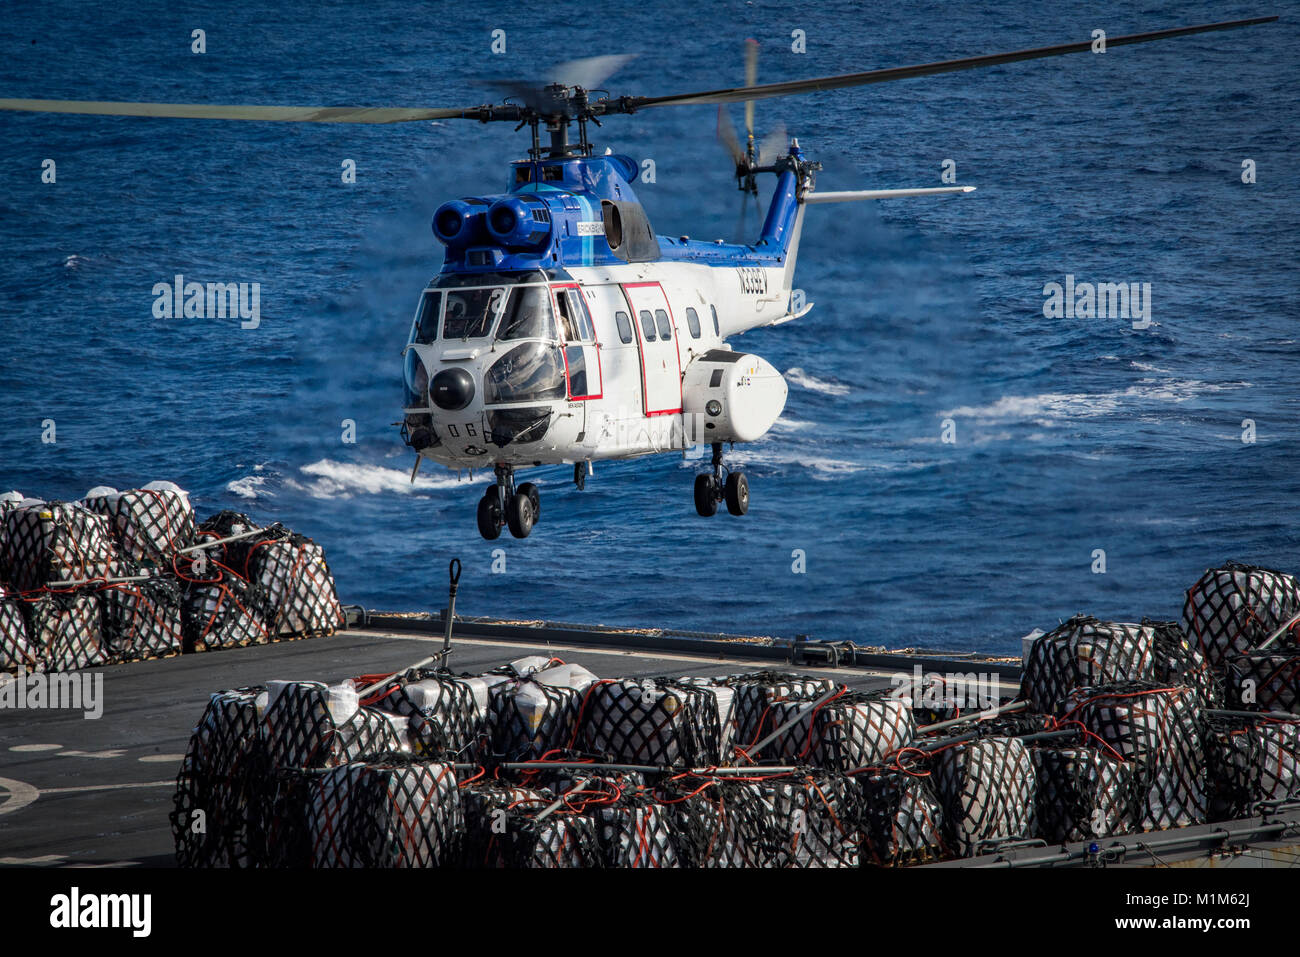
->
[476,463,540,540]
[694,442,749,517]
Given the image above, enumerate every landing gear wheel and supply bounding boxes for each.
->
[725,472,749,516]
[477,494,502,540]
[507,491,536,538]
[517,482,540,524]
[694,474,719,517]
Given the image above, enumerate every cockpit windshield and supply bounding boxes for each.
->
[497,285,557,341]
[442,287,505,340]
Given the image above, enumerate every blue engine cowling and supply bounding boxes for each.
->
[432,198,490,247]
[486,196,553,250]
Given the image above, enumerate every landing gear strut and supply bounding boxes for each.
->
[477,463,540,540]
[694,442,749,517]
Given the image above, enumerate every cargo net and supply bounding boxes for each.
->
[0,586,37,673]
[20,592,106,670]
[81,487,194,569]
[461,784,553,867]
[1203,716,1300,820]
[246,535,345,639]
[1226,653,1300,714]
[1182,561,1300,670]
[195,510,284,576]
[1032,745,1137,843]
[5,502,116,591]
[654,776,769,867]
[487,677,583,762]
[771,689,916,773]
[297,759,463,867]
[98,577,183,660]
[179,571,270,652]
[1062,683,1206,831]
[859,769,949,867]
[933,735,1038,857]
[1021,616,1157,715]
[362,670,486,761]
[171,688,267,868]
[580,678,732,767]
[263,681,405,770]
[1147,617,1221,710]
[723,671,840,764]
[462,781,606,867]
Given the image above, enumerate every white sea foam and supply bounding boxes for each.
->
[285,458,473,499]
[941,378,1249,426]
[784,367,851,396]
[227,474,269,499]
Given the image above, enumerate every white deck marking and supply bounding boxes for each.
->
[56,749,127,759]
[9,744,62,752]
[0,776,40,816]
[138,754,186,763]
[40,780,173,795]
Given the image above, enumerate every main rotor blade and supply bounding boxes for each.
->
[716,105,745,165]
[0,98,507,123]
[550,54,637,90]
[617,16,1278,111]
[743,38,758,144]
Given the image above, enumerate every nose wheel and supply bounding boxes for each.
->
[477,465,540,540]
[694,443,749,517]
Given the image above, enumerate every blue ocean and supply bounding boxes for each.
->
[1,1,1296,653]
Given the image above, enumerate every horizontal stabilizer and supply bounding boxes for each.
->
[803,186,976,204]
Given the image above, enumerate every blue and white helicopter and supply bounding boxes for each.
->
[0,16,1273,538]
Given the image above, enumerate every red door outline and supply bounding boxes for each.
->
[620,281,683,416]
[551,282,603,400]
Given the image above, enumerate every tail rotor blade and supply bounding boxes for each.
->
[716,105,745,166]
[757,122,787,166]
[743,38,759,158]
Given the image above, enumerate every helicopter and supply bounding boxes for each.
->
[0,15,1275,540]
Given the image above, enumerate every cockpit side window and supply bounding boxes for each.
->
[413,291,441,345]
[442,287,505,340]
[498,286,557,341]
[554,286,595,343]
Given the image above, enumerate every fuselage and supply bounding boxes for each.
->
[401,148,809,473]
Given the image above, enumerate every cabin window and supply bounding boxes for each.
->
[412,290,442,345]
[710,304,720,336]
[442,287,505,340]
[614,311,634,344]
[654,309,672,341]
[498,286,557,341]
[638,310,657,342]
[685,307,701,339]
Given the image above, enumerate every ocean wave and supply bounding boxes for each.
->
[784,367,851,396]
[285,458,474,499]
[941,378,1250,425]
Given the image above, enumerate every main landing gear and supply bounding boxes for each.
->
[694,442,748,517]
[477,463,540,540]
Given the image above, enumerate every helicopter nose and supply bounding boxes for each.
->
[430,367,476,411]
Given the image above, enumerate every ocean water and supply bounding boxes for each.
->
[1,1,1296,652]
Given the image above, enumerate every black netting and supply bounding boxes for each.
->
[723,671,839,763]
[859,770,949,866]
[20,592,106,670]
[581,678,730,767]
[595,793,683,867]
[1020,616,1157,714]
[5,502,116,591]
[753,772,866,868]
[1203,716,1300,820]
[99,577,183,661]
[263,681,405,769]
[485,794,604,867]
[82,488,194,569]
[461,784,552,867]
[180,573,270,651]
[1147,618,1221,709]
[487,677,583,761]
[655,777,768,867]
[366,670,487,761]
[294,759,462,867]
[934,736,1038,857]
[1064,683,1206,830]
[1182,562,1300,670]
[195,510,284,575]
[1032,746,1137,843]
[171,688,266,868]
[766,690,915,772]
[246,535,345,639]
[0,586,37,673]
[1226,653,1300,714]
